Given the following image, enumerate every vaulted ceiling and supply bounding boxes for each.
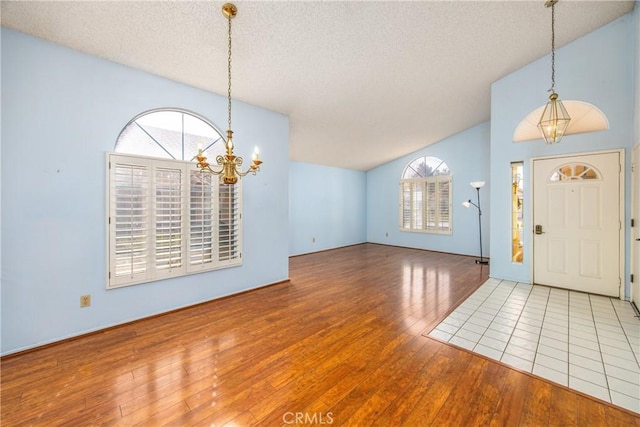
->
[1,1,635,170]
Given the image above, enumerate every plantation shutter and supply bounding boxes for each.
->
[412,182,424,230]
[218,183,242,264]
[188,169,217,271]
[154,166,185,277]
[400,182,411,229]
[108,153,243,288]
[399,176,452,234]
[425,180,437,231]
[109,156,151,286]
[437,176,451,232]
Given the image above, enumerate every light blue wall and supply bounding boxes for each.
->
[1,28,289,355]
[634,1,640,145]
[0,27,3,343]
[289,162,366,256]
[366,122,491,257]
[490,14,635,297]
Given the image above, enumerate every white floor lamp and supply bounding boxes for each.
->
[463,181,489,265]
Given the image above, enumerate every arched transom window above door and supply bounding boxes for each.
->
[549,163,601,182]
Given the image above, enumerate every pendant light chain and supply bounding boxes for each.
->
[550,2,556,93]
[227,12,233,132]
[538,0,570,145]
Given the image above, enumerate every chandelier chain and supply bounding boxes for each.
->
[227,12,233,131]
[196,3,262,183]
[551,2,555,92]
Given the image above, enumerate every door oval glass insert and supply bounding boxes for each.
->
[549,163,601,182]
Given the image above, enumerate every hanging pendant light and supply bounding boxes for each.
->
[537,0,571,145]
[196,3,262,184]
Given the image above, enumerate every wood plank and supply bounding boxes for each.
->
[397,346,475,425]
[549,385,579,427]
[427,354,492,425]
[489,367,531,426]
[519,377,553,426]
[458,357,511,426]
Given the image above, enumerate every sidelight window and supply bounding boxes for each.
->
[511,162,524,263]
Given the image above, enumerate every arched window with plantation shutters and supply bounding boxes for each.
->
[107,108,242,289]
[399,156,452,234]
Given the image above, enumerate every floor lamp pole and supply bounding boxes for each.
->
[475,186,488,265]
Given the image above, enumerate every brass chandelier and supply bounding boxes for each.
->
[537,0,571,144]
[197,3,262,184]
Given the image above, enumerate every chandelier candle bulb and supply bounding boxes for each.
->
[226,130,234,153]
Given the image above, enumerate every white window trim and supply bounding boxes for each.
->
[106,152,242,289]
[399,175,452,235]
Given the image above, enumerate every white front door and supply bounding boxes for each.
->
[632,145,640,307]
[533,151,622,297]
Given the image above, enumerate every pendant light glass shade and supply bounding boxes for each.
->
[515,1,607,145]
[536,0,570,145]
[537,92,571,144]
[513,100,608,143]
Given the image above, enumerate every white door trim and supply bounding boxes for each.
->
[529,148,625,299]
[631,144,640,306]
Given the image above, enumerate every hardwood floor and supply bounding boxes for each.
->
[2,244,639,426]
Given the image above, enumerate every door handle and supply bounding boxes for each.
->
[535,225,545,235]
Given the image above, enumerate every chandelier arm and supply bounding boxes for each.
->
[236,166,259,177]
[198,163,223,175]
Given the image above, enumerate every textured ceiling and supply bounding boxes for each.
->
[1,0,635,170]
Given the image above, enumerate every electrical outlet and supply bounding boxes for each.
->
[312,237,316,243]
[80,294,91,308]
[385,232,389,237]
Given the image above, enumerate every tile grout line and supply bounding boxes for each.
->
[500,282,537,370]
[610,297,640,369]
[437,280,501,344]
[468,281,505,353]
[450,280,501,345]
[602,296,640,403]
[530,285,552,378]
[589,294,613,403]
[567,291,607,396]
[472,281,522,357]
[558,289,569,383]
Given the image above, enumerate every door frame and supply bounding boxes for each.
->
[530,149,625,299]
[631,144,640,306]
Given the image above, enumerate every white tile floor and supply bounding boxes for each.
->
[428,278,640,414]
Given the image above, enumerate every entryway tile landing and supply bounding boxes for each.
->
[427,278,640,414]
